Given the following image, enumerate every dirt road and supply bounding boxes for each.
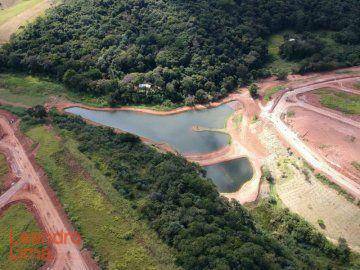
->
[0,115,94,269]
[262,77,360,199]
[0,0,52,44]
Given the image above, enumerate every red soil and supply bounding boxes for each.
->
[284,106,360,182]
[0,111,98,270]
[298,88,360,122]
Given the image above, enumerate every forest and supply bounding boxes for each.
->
[0,0,359,106]
[24,110,354,270]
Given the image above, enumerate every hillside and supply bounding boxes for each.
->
[0,0,359,106]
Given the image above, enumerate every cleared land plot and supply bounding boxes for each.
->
[315,88,360,115]
[26,125,178,270]
[285,106,360,182]
[259,125,360,252]
[0,0,20,9]
[0,0,43,25]
[0,0,52,44]
[0,203,45,270]
[275,164,360,252]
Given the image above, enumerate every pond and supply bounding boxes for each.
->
[66,103,235,154]
[65,103,253,192]
[205,158,253,193]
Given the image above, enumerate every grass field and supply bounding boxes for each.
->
[0,73,185,110]
[0,153,8,191]
[354,81,360,90]
[0,0,43,26]
[0,153,8,178]
[315,88,360,114]
[264,85,285,101]
[26,125,178,269]
[0,204,45,270]
[0,73,65,106]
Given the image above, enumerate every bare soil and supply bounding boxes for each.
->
[0,0,20,9]
[298,88,360,122]
[284,106,360,182]
[0,0,52,44]
[0,111,97,269]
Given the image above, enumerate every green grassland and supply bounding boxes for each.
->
[0,0,44,26]
[354,81,360,90]
[0,153,8,179]
[0,204,45,270]
[0,73,179,109]
[25,125,178,270]
[0,73,65,106]
[315,87,360,114]
[263,85,285,101]
[0,153,8,192]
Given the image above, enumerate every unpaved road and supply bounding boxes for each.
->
[263,76,360,199]
[0,0,52,44]
[0,115,93,269]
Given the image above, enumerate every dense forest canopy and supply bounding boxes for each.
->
[0,0,359,105]
[22,110,352,269]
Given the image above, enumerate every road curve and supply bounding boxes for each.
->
[262,77,360,199]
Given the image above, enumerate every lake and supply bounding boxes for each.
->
[65,103,253,192]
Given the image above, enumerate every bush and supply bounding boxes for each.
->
[249,84,259,99]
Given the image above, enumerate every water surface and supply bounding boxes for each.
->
[66,103,254,192]
[205,158,253,193]
[66,104,235,154]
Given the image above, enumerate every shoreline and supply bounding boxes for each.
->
[60,94,263,204]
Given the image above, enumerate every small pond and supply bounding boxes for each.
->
[204,158,253,193]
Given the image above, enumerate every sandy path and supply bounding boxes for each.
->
[0,115,94,269]
[0,0,52,44]
[263,77,360,199]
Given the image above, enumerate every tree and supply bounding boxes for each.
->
[195,89,209,103]
[337,237,350,263]
[249,84,259,99]
[27,105,47,119]
[274,69,289,81]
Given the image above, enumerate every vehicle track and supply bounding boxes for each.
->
[0,115,94,270]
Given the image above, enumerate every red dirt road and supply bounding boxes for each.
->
[0,114,96,269]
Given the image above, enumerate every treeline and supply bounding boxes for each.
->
[46,111,356,269]
[0,0,359,106]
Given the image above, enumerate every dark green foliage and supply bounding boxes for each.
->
[253,201,359,269]
[249,83,259,99]
[26,105,47,119]
[274,69,289,81]
[1,0,359,105]
[50,112,357,269]
[280,32,360,74]
[280,34,324,61]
